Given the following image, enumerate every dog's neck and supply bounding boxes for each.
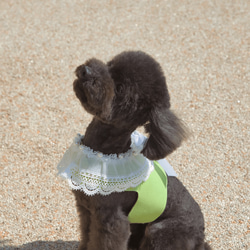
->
[81,118,134,155]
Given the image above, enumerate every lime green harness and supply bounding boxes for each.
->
[127,161,168,224]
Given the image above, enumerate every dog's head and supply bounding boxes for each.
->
[73,51,188,160]
[73,58,115,122]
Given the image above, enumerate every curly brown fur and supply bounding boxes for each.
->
[71,51,211,249]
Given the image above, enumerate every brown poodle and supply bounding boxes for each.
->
[57,51,211,250]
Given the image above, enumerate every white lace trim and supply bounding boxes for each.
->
[57,131,154,196]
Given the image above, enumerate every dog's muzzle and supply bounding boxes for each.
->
[75,65,91,79]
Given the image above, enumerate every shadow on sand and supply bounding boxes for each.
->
[0,240,79,250]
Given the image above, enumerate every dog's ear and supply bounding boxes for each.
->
[142,107,189,160]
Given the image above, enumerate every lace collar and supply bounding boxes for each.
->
[57,131,154,196]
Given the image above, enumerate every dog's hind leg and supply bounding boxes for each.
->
[137,176,211,249]
[138,219,208,250]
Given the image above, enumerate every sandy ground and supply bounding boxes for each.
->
[0,0,249,249]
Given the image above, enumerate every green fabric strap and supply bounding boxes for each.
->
[127,161,168,224]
